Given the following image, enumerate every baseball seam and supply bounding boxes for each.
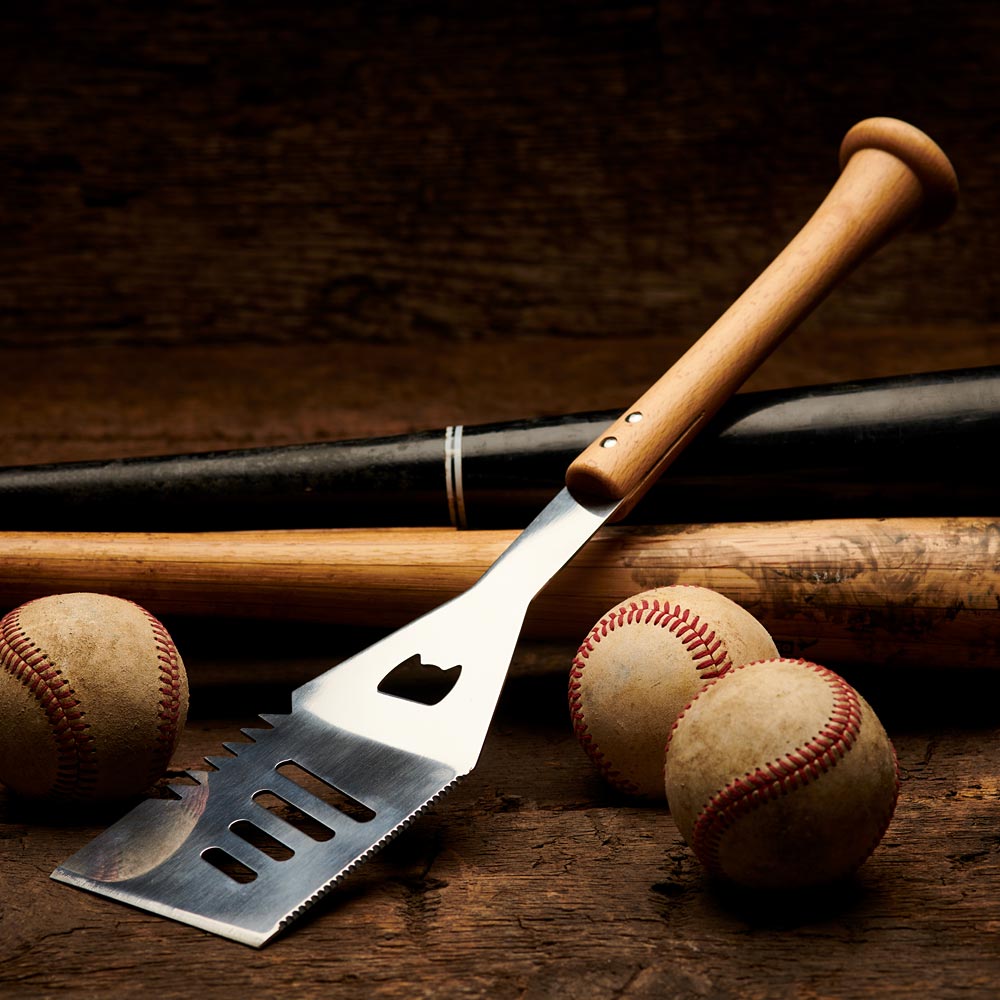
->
[134,603,185,789]
[669,658,896,877]
[0,607,98,798]
[568,594,735,796]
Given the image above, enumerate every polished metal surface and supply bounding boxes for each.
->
[52,487,620,946]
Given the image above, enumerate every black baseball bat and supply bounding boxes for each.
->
[1,366,996,530]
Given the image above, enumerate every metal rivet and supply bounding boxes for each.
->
[601,436,618,449]
[625,411,643,424]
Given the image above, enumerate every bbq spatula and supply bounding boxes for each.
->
[52,118,957,946]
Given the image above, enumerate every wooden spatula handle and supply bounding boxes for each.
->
[565,118,958,514]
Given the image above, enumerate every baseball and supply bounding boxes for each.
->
[664,657,899,889]
[569,585,779,799]
[0,592,189,802]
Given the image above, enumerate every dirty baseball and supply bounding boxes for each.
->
[0,592,188,802]
[569,585,779,799]
[664,657,899,889]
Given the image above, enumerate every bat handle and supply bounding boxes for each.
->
[565,117,958,515]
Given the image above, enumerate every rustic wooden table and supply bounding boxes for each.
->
[1,2,998,997]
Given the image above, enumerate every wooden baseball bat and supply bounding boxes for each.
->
[0,517,995,668]
[2,366,997,530]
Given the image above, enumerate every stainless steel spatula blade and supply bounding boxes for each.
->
[52,489,618,946]
[51,119,957,946]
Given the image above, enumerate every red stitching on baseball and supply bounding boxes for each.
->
[568,592,736,796]
[671,659,880,876]
[132,603,184,788]
[1,599,185,799]
[0,606,98,798]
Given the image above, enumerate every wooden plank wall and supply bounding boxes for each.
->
[2,1,995,353]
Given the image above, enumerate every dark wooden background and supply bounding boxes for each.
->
[1,0,997,462]
[1,2,998,997]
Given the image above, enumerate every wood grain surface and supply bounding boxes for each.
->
[1,667,998,999]
[1,1,998,997]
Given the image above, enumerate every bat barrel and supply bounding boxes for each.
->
[0,517,995,670]
[0,366,996,530]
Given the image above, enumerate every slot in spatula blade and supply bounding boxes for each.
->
[52,713,460,947]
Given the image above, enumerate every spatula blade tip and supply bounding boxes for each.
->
[50,862,279,947]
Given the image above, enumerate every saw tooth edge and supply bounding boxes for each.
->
[273,775,463,944]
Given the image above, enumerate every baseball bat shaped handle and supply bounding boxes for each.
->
[566,117,958,515]
[0,518,994,669]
